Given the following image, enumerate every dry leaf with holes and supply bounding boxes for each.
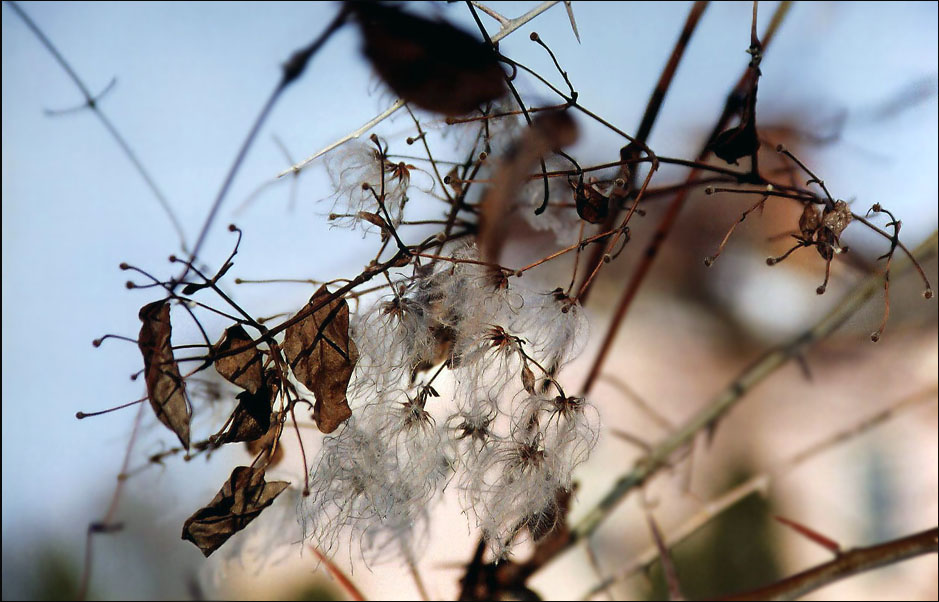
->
[213,324,263,394]
[181,466,289,557]
[283,286,358,433]
[138,300,191,449]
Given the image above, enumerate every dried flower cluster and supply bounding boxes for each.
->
[302,249,596,561]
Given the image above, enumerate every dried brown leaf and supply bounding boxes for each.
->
[219,384,276,444]
[283,286,358,433]
[356,211,388,231]
[446,166,464,195]
[574,180,609,225]
[245,414,285,468]
[710,120,760,165]
[138,300,191,449]
[821,200,852,236]
[799,203,821,239]
[213,324,263,394]
[181,466,289,557]
[351,2,506,116]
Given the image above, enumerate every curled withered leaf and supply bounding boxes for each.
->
[711,68,761,165]
[573,178,609,225]
[356,211,391,242]
[356,211,388,231]
[246,413,285,468]
[815,227,836,261]
[446,166,464,195]
[138,300,191,449]
[283,285,358,433]
[799,203,822,239]
[213,324,264,394]
[218,384,276,444]
[350,1,506,116]
[710,119,760,165]
[181,466,289,557]
[821,200,852,237]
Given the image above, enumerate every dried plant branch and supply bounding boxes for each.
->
[580,384,938,598]
[577,0,709,304]
[551,230,937,573]
[21,3,931,599]
[77,401,147,601]
[718,527,938,601]
[581,1,792,395]
[7,1,189,254]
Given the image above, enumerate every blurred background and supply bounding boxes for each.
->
[3,1,937,600]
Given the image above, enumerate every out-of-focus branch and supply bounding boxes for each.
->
[580,1,793,394]
[536,230,939,577]
[571,230,937,546]
[718,527,938,601]
[6,1,189,254]
[580,384,938,598]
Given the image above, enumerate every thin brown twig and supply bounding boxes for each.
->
[540,230,937,581]
[580,384,938,598]
[7,1,189,254]
[580,1,792,396]
[77,400,146,601]
[718,527,938,601]
[578,1,709,304]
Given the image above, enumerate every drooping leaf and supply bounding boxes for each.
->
[213,324,264,394]
[350,1,506,116]
[181,466,289,557]
[283,286,358,433]
[138,300,191,449]
[711,68,761,165]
